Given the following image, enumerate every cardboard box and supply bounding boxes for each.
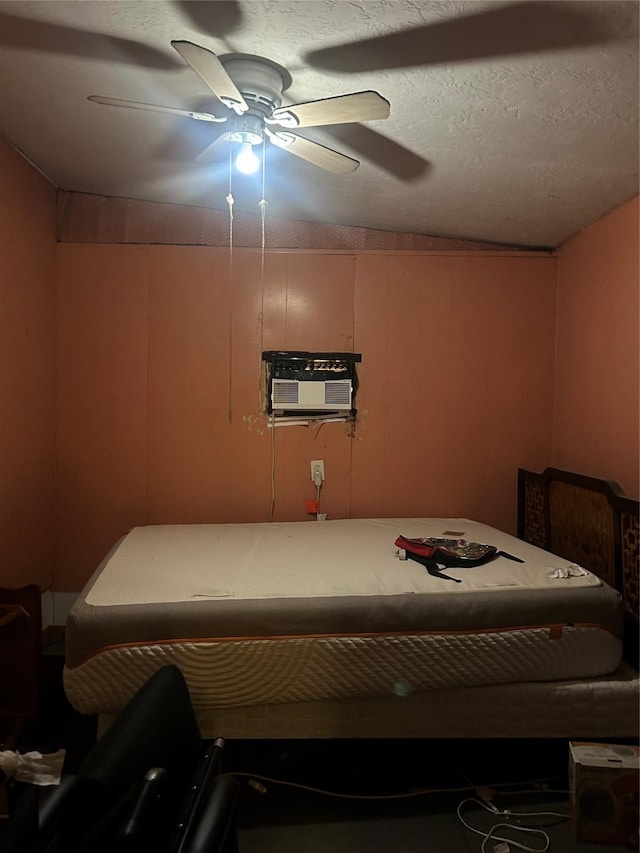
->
[569,742,639,847]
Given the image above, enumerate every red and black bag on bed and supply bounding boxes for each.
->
[395,535,523,582]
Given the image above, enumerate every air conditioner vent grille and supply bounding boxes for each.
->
[325,381,351,405]
[272,380,299,404]
[270,379,352,411]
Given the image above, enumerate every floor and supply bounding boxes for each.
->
[226,739,637,852]
[2,645,638,853]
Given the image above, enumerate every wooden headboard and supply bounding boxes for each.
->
[518,467,639,668]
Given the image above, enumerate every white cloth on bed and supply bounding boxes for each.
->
[85,518,601,606]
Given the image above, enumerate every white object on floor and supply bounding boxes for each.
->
[0,749,66,785]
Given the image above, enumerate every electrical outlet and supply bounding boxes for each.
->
[310,460,325,482]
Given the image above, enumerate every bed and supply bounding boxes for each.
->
[63,468,639,739]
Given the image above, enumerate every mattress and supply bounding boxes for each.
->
[64,517,624,721]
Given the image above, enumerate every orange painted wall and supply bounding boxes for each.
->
[55,244,556,590]
[553,197,639,497]
[3,144,636,596]
[0,139,57,589]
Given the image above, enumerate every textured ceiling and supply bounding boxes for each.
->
[0,0,638,248]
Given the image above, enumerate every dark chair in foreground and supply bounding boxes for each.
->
[5,665,239,852]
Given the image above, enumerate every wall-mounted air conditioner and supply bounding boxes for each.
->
[262,351,361,415]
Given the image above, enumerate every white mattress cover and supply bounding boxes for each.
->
[85,518,600,606]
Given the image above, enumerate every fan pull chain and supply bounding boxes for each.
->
[259,141,268,352]
[260,140,275,523]
[227,137,235,254]
[226,142,234,423]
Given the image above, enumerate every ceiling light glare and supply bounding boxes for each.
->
[236,142,260,175]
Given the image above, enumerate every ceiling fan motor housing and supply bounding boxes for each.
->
[220,54,292,116]
[220,54,293,146]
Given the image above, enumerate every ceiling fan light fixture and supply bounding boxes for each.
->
[228,112,264,146]
[236,141,261,174]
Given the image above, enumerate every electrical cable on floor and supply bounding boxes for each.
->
[455,795,569,853]
[233,771,479,800]
[231,771,569,805]
[233,769,572,851]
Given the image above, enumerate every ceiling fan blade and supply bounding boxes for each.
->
[268,91,390,129]
[266,131,359,175]
[88,95,227,123]
[304,1,615,73]
[171,40,248,114]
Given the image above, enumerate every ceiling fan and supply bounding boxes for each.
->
[88,40,390,175]
[2,1,623,182]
